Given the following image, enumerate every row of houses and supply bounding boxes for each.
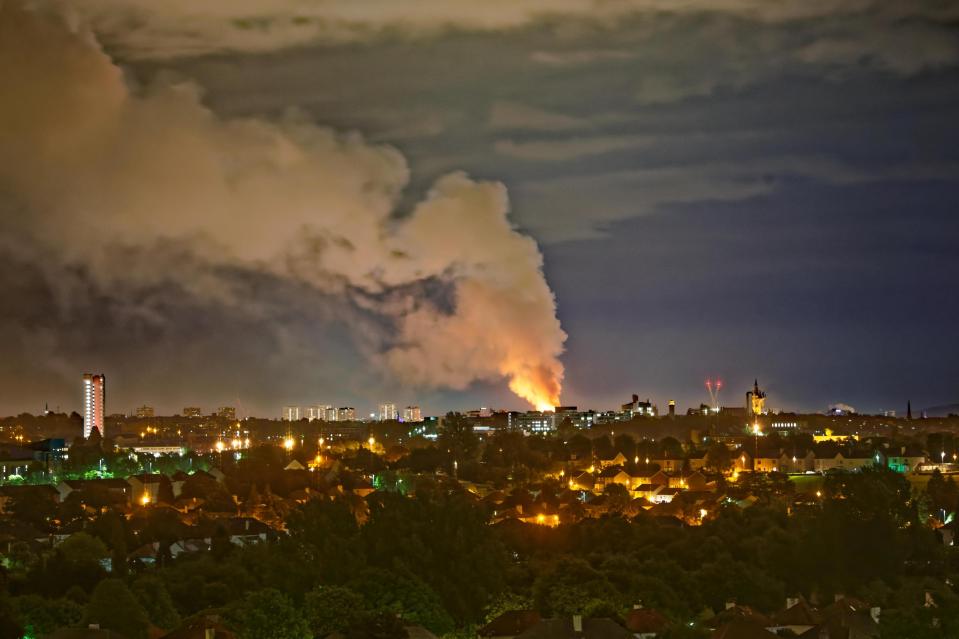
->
[588,443,927,477]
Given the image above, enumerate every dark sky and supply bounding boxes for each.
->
[1,1,958,417]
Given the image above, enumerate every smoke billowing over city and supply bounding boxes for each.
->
[1,2,959,638]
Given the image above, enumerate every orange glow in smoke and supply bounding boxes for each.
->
[508,370,561,412]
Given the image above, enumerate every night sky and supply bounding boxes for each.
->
[1,1,958,417]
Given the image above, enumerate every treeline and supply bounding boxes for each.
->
[1,468,957,638]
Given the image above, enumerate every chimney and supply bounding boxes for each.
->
[870,607,881,623]
[572,615,583,633]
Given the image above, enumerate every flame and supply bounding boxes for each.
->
[508,364,561,412]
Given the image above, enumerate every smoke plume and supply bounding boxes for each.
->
[0,2,565,410]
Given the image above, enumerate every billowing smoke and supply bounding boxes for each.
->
[0,2,565,410]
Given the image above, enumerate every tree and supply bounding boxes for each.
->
[438,413,479,467]
[304,585,367,637]
[704,442,732,472]
[131,576,180,631]
[58,532,108,567]
[226,588,310,639]
[84,579,151,639]
[12,596,82,637]
[603,484,631,515]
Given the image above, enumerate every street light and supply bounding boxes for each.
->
[283,437,295,451]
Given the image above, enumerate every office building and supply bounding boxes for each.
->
[182,406,202,418]
[135,405,155,418]
[337,407,356,422]
[508,411,555,433]
[403,406,423,422]
[82,373,106,438]
[283,406,301,421]
[378,402,397,421]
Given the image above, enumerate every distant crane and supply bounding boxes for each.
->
[705,378,723,411]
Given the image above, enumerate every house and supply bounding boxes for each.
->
[223,517,273,545]
[56,479,133,505]
[624,605,668,638]
[634,484,663,502]
[517,616,633,639]
[651,457,683,473]
[883,446,926,473]
[647,470,670,487]
[649,487,680,504]
[170,471,196,498]
[753,455,780,473]
[777,451,815,474]
[668,471,709,491]
[595,466,633,490]
[478,610,542,638]
[598,452,628,469]
[814,453,877,473]
[686,451,708,471]
[710,620,777,638]
[769,597,821,636]
[126,474,165,504]
[569,471,595,492]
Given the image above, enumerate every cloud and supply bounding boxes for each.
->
[494,134,651,161]
[0,2,566,410]
[488,101,588,132]
[44,0,959,66]
[513,155,891,242]
[530,49,636,66]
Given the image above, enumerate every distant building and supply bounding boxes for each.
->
[337,407,356,422]
[82,373,106,439]
[621,394,656,418]
[668,400,676,418]
[747,379,767,417]
[305,405,333,421]
[182,406,202,418]
[720,406,747,418]
[403,405,423,422]
[282,406,301,421]
[324,406,338,422]
[553,406,596,429]
[134,405,154,418]
[508,411,554,433]
[378,402,397,421]
[770,420,802,432]
[217,406,236,420]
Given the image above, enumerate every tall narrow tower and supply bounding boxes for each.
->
[82,373,106,438]
[746,379,766,417]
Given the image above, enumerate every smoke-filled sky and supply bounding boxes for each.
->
[1,1,958,417]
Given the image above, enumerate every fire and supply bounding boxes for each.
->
[508,367,561,412]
